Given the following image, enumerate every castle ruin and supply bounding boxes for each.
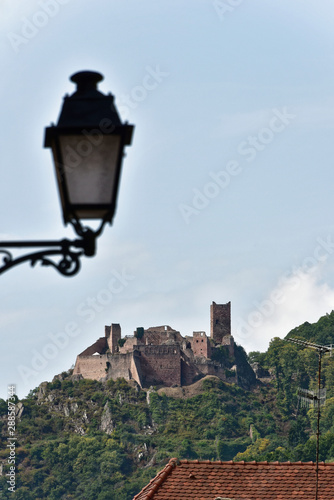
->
[73,301,255,389]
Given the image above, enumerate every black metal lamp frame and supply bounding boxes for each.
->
[0,70,134,278]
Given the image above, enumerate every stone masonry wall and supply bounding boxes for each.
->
[130,351,144,387]
[74,351,143,384]
[135,345,181,387]
[180,351,203,385]
[73,354,108,380]
[105,352,137,382]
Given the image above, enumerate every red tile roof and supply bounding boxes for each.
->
[133,459,334,500]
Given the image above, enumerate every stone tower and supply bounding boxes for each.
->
[210,301,231,344]
[105,323,121,353]
[192,331,211,358]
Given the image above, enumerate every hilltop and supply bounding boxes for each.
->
[1,312,334,499]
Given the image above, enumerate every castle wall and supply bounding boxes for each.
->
[135,345,181,387]
[210,301,231,344]
[130,351,144,387]
[194,358,237,384]
[73,354,108,380]
[180,351,203,385]
[73,347,237,386]
[74,350,146,385]
[105,352,136,382]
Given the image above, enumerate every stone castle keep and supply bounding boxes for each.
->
[73,301,255,388]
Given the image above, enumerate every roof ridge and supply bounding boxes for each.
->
[178,459,333,466]
[133,458,179,499]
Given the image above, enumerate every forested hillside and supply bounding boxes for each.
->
[1,312,334,499]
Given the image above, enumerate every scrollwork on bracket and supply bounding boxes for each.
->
[0,219,105,277]
[0,246,83,277]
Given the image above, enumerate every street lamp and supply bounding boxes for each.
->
[0,71,134,277]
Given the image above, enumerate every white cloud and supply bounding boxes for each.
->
[235,265,334,353]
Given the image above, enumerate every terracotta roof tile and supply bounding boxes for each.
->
[133,459,334,500]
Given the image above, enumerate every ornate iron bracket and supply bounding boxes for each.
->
[0,219,107,277]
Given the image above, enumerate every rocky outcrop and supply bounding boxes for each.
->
[100,402,114,434]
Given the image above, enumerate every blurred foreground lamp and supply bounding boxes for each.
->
[0,71,134,277]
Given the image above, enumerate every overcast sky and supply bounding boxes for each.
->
[1,0,334,399]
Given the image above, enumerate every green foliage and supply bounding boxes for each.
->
[48,379,61,391]
[118,338,127,347]
[248,351,267,366]
[211,345,229,363]
[288,417,308,447]
[287,311,334,345]
[0,398,7,416]
[135,328,144,339]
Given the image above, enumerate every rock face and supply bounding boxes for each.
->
[146,387,156,405]
[37,382,49,400]
[15,402,24,419]
[34,381,96,436]
[100,402,114,434]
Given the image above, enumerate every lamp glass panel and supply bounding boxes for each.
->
[59,135,121,205]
